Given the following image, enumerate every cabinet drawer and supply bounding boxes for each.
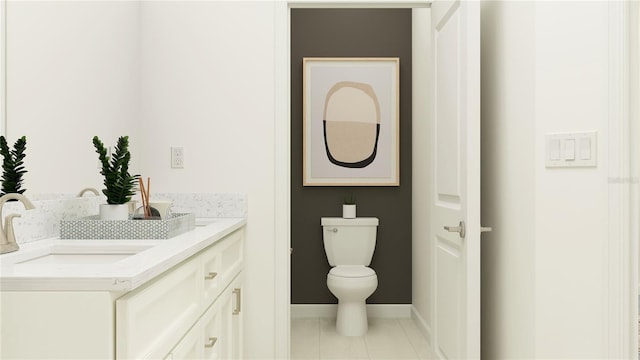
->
[116,256,202,360]
[164,322,201,360]
[201,300,222,360]
[165,299,221,360]
[201,243,221,306]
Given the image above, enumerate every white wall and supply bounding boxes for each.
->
[632,2,639,356]
[634,0,640,286]
[6,2,278,357]
[5,1,141,194]
[534,2,609,357]
[1,0,5,136]
[482,1,613,358]
[411,7,432,336]
[138,2,276,358]
[480,1,536,358]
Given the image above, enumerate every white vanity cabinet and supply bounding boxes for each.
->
[0,224,244,360]
[117,228,244,360]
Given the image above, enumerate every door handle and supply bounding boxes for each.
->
[444,221,465,238]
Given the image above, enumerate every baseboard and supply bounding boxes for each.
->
[291,304,412,319]
[410,305,432,341]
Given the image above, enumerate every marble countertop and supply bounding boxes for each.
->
[0,217,246,292]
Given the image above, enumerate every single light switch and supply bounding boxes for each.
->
[580,138,591,160]
[564,139,576,160]
[549,139,561,160]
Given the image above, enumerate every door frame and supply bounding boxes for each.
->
[607,1,637,358]
[623,0,640,358]
[274,2,431,358]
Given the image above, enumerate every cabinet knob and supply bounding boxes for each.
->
[204,272,218,280]
[204,337,218,348]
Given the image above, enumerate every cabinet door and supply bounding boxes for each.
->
[230,276,243,360]
[219,275,243,360]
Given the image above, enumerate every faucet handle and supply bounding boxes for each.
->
[4,213,22,244]
[4,213,21,226]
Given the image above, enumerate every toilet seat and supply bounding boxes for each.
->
[329,265,376,278]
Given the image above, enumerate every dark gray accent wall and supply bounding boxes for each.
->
[291,9,412,304]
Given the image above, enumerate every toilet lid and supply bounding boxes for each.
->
[329,266,376,278]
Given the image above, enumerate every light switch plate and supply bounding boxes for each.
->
[545,131,597,168]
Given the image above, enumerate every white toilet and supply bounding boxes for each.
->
[321,217,379,336]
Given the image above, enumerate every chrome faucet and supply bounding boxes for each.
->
[0,193,36,254]
[77,187,100,197]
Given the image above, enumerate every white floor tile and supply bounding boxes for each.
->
[292,318,320,360]
[319,318,369,359]
[291,317,431,360]
[364,318,420,359]
[398,318,433,359]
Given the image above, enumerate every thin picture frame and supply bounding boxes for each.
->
[303,57,400,186]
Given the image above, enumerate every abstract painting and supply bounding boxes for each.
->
[303,57,399,186]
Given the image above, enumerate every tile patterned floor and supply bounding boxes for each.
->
[291,317,433,360]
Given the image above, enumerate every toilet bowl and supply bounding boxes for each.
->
[327,265,378,336]
[321,217,379,336]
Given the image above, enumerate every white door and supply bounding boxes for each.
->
[430,0,481,359]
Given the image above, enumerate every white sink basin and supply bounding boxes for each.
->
[3,218,218,268]
[0,217,246,291]
[2,241,158,267]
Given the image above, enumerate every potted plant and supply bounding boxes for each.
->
[93,136,139,220]
[0,136,27,198]
[343,193,356,219]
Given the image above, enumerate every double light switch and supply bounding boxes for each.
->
[545,131,597,168]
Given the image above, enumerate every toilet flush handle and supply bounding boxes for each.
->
[326,228,338,233]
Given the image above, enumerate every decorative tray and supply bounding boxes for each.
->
[60,213,196,240]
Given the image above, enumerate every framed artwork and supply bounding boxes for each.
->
[303,57,400,186]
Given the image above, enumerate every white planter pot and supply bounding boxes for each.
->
[99,204,129,221]
[342,204,356,219]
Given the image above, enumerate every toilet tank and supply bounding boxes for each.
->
[321,217,379,266]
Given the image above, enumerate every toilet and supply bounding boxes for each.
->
[321,217,379,336]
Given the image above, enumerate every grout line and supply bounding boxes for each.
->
[317,317,323,360]
[363,318,372,360]
[398,318,419,358]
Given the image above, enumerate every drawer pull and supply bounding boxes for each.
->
[232,288,241,315]
[205,337,218,348]
[204,272,218,280]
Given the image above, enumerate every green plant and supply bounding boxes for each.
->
[93,135,139,205]
[0,136,27,197]
[343,193,356,205]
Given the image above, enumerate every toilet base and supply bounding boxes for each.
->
[336,301,368,336]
